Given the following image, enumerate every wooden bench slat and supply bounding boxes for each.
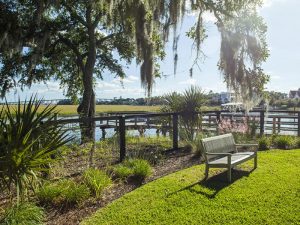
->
[208,152,255,165]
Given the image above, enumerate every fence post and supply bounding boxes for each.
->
[260,111,265,136]
[298,112,300,137]
[216,111,221,134]
[119,116,126,162]
[172,113,178,149]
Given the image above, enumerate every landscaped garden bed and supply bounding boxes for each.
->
[1,99,299,225]
[0,146,199,225]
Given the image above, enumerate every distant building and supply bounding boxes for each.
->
[219,92,235,104]
[289,88,300,99]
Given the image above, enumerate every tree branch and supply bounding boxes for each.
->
[93,12,102,28]
[58,34,85,72]
[96,32,122,46]
[62,2,88,27]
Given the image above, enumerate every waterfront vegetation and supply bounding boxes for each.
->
[258,134,300,150]
[0,104,221,116]
[1,98,300,224]
[0,104,162,116]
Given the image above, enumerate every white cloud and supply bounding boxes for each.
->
[270,75,281,80]
[97,81,119,89]
[46,82,60,91]
[179,78,197,85]
[29,81,61,94]
[267,71,281,80]
[186,10,217,23]
[262,0,288,8]
[112,75,139,84]
[202,11,217,23]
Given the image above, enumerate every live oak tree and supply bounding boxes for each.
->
[0,0,269,141]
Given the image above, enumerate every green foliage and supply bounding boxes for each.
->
[296,138,300,148]
[82,150,300,225]
[184,133,209,157]
[232,132,256,144]
[83,168,112,198]
[36,180,90,207]
[258,136,271,150]
[113,159,152,181]
[125,159,152,180]
[273,136,295,150]
[126,136,170,165]
[219,3,269,108]
[0,97,72,202]
[112,165,133,180]
[1,202,45,225]
[161,86,206,142]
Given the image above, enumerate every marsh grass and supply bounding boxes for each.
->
[0,105,161,116]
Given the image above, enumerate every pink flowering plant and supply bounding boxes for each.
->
[218,117,249,134]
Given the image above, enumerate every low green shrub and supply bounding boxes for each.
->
[83,168,112,198]
[113,159,152,181]
[296,138,300,148]
[125,159,152,180]
[258,136,271,150]
[112,165,133,180]
[273,136,295,149]
[127,148,164,165]
[36,179,90,206]
[126,136,169,165]
[1,202,45,225]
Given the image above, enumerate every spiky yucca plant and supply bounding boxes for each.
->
[0,96,72,203]
[161,86,206,141]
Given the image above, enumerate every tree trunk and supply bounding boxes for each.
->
[77,85,95,143]
[77,15,97,143]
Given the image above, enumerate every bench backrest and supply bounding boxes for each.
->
[201,133,236,160]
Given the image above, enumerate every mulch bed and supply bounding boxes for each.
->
[46,150,201,225]
[0,148,201,225]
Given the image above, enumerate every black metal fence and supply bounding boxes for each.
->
[56,110,300,162]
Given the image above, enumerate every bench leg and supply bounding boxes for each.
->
[254,154,257,169]
[227,167,232,183]
[204,165,209,180]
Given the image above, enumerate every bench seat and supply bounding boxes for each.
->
[201,133,257,182]
[208,152,255,167]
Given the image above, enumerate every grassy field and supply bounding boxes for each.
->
[0,105,162,116]
[82,149,300,225]
[0,105,220,116]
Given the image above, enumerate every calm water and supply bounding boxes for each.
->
[60,112,299,142]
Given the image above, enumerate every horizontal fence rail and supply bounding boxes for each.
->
[53,110,300,161]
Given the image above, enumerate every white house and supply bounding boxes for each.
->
[289,88,300,99]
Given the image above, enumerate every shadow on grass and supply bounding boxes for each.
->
[168,168,254,199]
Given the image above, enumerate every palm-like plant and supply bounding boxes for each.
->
[161,86,206,141]
[0,96,72,203]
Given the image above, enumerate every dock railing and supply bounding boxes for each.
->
[55,109,300,162]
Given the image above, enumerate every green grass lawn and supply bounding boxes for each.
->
[82,150,300,225]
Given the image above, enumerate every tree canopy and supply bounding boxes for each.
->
[0,0,269,138]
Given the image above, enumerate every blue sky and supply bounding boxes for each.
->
[5,0,300,101]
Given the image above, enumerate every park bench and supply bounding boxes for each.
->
[201,133,257,182]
